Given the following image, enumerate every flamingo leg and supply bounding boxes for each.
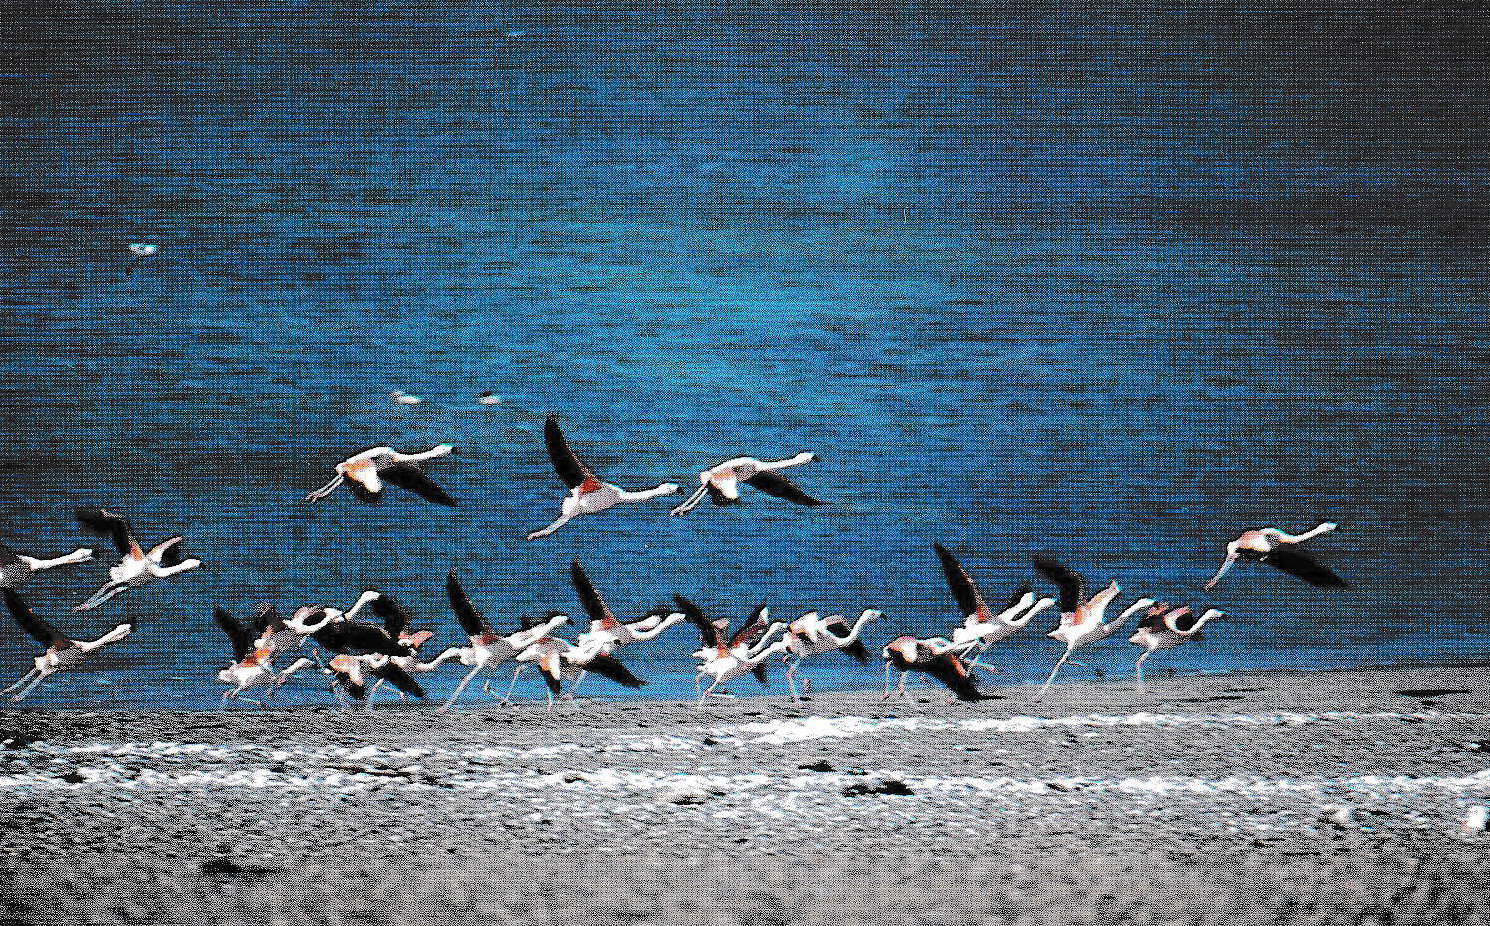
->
[1135,651,1150,691]
[880,662,893,700]
[10,670,50,702]
[567,669,587,700]
[501,665,526,705]
[1203,554,1238,590]
[306,474,345,502]
[219,689,234,711]
[2,669,38,694]
[670,484,709,516]
[785,659,801,701]
[1035,647,1077,702]
[438,664,485,714]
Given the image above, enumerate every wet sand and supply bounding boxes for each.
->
[3,665,1490,924]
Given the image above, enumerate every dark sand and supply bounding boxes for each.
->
[3,666,1490,924]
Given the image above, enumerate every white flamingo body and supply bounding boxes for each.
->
[1205,522,1343,590]
[526,415,678,539]
[217,654,313,708]
[670,452,821,516]
[1033,557,1156,701]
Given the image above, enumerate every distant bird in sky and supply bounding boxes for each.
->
[1204,522,1345,590]
[881,634,985,702]
[778,608,881,700]
[73,507,200,611]
[476,391,502,406]
[390,390,423,406]
[2,589,132,702]
[0,542,94,589]
[1033,556,1154,701]
[1127,603,1224,690]
[127,243,158,258]
[305,444,457,507]
[670,452,823,516]
[526,415,678,540]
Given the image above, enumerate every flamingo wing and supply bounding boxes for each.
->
[445,571,494,637]
[0,543,21,567]
[313,621,404,656]
[1259,546,1347,588]
[582,651,645,688]
[252,603,281,636]
[743,470,825,506]
[370,592,414,638]
[569,560,616,628]
[728,601,771,649]
[543,414,594,490]
[674,595,721,649]
[380,463,457,507]
[924,653,984,702]
[933,543,991,620]
[373,661,426,699]
[214,607,254,663]
[5,589,65,647]
[75,506,136,557]
[1033,557,1087,613]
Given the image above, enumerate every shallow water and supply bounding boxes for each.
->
[2,2,1487,708]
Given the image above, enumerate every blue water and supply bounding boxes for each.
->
[2,2,1487,708]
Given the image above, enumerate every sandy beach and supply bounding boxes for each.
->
[1,664,1489,924]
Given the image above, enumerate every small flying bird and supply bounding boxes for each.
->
[525,415,679,540]
[1127,603,1224,690]
[127,243,158,258]
[881,634,985,702]
[73,507,201,611]
[933,543,1053,670]
[0,542,95,589]
[511,635,646,709]
[476,391,502,406]
[778,608,881,700]
[214,604,312,709]
[567,560,684,696]
[670,452,824,516]
[390,390,424,406]
[305,444,457,506]
[423,570,569,713]
[1,589,132,702]
[1033,557,1154,701]
[1204,522,1345,590]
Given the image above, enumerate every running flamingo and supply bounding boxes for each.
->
[1033,557,1155,701]
[1128,603,1224,690]
[933,543,1053,670]
[881,634,985,702]
[778,608,881,700]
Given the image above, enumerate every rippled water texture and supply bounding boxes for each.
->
[2,1,1487,707]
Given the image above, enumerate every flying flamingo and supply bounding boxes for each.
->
[305,445,457,506]
[2,589,131,702]
[0,542,94,589]
[1033,557,1154,701]
[778,608,881,700]
[423,570,568,713]
[567,560,684,696]
[881,634,985,702]
[932,543,1054,671]
[73,507,201,611]
[669,452,823,516]
[510,635,647,709]
[1204,522,1344,590]
[677,596,784,699]
[213,605,313,709]
[525,415,678,540]
[1127,603,1225,690]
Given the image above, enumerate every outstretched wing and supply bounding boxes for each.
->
[1033,557,1087,613]
[5,589,63,647]
[933,543,992,621]
[924,653,983,702]
[445,570,493,637]
[380,463,457,507]
[582,651,646,688]
[569,560,616,629]
[374,661,426,699]
[75,506,136,557]
[544,414,594,490]
[312,621,404,656]
[370,593,415,638]
[251,603,281,635]
[743,470,825,506]
[729,602,771,650]
[214,607,253,662]
[1260,546,1348,588]
[674,595,721,649]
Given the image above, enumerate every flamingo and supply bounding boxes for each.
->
[1204,522,1344,590]
[0,542,95,589]
[213,605,313,709]
[1128,603,1225,690]
[525,415,678,539]
[305,445,457,507]
[677,597,785,704]
[932,543,1054,670]
[881,634,985,702]
[778,608,882,700]
[669,452,823,516]
[567,560,684,695]
[423,570,568,713]
[2,589,131,702]
[510,635,646,709]
[125,243,157,275]
[359,592,439,704]
[73,507,201,611]
[283,589,384,638]
[1033,557,1154,701]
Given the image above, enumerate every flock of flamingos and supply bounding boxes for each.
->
[0,413,1348,710]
